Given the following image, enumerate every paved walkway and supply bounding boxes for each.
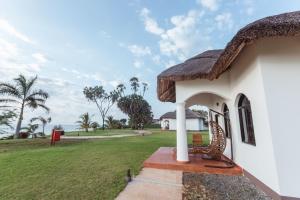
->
[116,168,183,200]
[61,134,136,140]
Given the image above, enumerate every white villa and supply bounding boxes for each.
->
[160,109,207,131]
[157,11,300,199]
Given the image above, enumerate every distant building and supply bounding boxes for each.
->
[160,109,207,131]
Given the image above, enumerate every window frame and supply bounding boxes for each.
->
[237,94,256,146]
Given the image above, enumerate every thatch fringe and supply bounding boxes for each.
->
[158,11,300,102]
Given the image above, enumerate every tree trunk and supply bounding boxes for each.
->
[85,127,88,132]
[102,117,105,130]
[15,104,24,138]
[42,124,45,135]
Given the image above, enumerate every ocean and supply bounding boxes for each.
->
[0,124,79,138]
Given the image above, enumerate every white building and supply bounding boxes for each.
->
[157,11,300,200]
[160,109,206,131]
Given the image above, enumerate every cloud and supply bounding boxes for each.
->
[0,39,42,78]
[159,10,206,59]
[197,0,220,11]
[109,80,121,88]
[133,60,143,68]
[141,8,208,60]
[0,19,34,44]
[215,12,234,30]
[140,8,164,35]
[164,60,177,68]
[128,44,151,57]
[152,55,161,65]
[243,0,254,16]
[32,53,48,63]
[146,68,154,73]
[99,30,111,38]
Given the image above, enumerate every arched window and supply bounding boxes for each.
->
[222,104,231,138]
[238,94,256,145]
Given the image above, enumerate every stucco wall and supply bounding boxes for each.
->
[257,37,300,197]
[175,43,281,195]
[228,43,280,194]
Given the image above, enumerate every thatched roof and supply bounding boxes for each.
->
[158,11,300,102]
[160,109,205,120]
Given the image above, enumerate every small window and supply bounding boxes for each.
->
[223,104,231,138]
[238,94,256,145]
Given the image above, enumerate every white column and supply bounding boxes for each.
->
[176,102,189,162]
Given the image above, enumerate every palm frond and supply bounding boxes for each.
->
[36,103,50,113]
[0,98,20,104]
[25,97,46,104]
[25,100,38,109]
[14,75,27,96]
[0,83,22,99]
[26,76,38,94]
[30,117,39,123]
[27,89,49,100]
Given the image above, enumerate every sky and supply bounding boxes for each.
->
[0,0,300,125]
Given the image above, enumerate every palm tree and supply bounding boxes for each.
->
[0,110,16,134]
[130,77,139,94]
[76,113,92,132]
[142,82,148,97]
[116,84,126,97]
[91,121,99,131]
[120,118,127,128]
[105,116,115,129]
[0,75,49,138]
[30,116,51,136]
[21,123,39,138]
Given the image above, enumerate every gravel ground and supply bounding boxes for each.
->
[182,172,272,200]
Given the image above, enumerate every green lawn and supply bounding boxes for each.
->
[0,129,209,200]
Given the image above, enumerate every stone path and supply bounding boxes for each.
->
[116,168,183,200]
[61,134,136,140]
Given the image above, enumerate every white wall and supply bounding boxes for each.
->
[161,118,204,131]
[257,37,300,197]
[160,118,176,130]
[175,42,281,195]
[227,43,280,194]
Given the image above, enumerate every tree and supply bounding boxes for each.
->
[118,94,152,129]
[21,123,39,138]
[0,75,49,138]
[141,82,148,97]
[76,113,93,132]
[117,77,153,130]
[91,121,99,131]
[83,86,119,130]
[130,77,139,94]
[30,116,51,136]
[120,118,127,128]
[116,84,126,97]
[105,116,115,129]
[105,116,122,129]
[0,110,16,134]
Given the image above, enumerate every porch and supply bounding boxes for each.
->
[143,147,243,176]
